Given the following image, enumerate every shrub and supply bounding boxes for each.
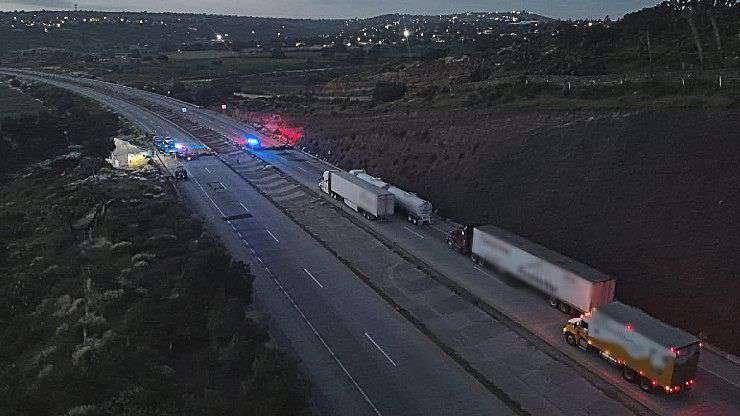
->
[373,81,407,102]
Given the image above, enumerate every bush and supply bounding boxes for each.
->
[373,81,407,102]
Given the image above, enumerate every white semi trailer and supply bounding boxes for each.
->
[447,225,615,314]
[350,170,433,224]
[320,170,395,220]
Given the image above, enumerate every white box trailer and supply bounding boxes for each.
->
[350,170,433,224]
[320,170,395,220]
[470,225,615,314]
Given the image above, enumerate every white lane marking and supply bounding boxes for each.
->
[239,202,250,213]
[271,276,381,415]
[191,175,226,217]
[205,167,213,174]
[403,226,425,240]
[364,332,398,367]
[474,265,495,278]
[256,257,264,264]
[265,228,280,244]
[218,181,228,190]
[699,365,740,390]
[302,268,324,288]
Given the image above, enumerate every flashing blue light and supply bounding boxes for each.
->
[246,137,260,148]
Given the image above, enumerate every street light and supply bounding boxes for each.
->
[403,29,412,58]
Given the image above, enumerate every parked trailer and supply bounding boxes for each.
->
[447,225,615,314]
[564,301,701,394]
[320,170,395,220]
[350,170,433,225]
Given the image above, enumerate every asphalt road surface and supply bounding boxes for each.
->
[1,69,515,416]
[4,68,739,416]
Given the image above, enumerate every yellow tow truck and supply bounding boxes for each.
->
[563,301,701,394]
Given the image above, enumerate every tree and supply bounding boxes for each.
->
[703,0,736,52]
[670,0,705,65]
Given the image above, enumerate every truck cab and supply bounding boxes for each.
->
[446,225,474,254]
[319,171,332,195]
[563,317,591,350]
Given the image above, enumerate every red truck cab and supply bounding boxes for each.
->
[447,225,474,254]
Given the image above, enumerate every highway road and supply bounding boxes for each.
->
[0,69,516,416]
[4,68,739,416]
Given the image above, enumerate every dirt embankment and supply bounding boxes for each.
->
[299,108,740,354]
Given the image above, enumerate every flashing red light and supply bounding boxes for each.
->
[652,380,657,386]
[626,323,633,331]
[675,386,680,392]
[699,342,704,348]
[639,371,644,376]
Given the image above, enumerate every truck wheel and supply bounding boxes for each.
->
[565,333,577,346]
[558,302,572,315]
[622,367,637,383]
[639,377,654,393]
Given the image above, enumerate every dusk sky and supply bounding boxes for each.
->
[0,0,661,19]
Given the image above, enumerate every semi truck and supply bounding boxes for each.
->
[447,225,615,314]
[349,170,433,225]
[564,301,701,394]
[320,170,395,220]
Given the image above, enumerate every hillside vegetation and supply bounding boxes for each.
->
[0,83,309,415]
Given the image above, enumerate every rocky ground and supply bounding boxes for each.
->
[298,107,740,354]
